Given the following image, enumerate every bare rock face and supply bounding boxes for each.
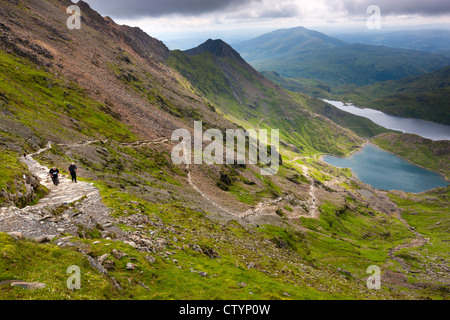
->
[0,173,44,208]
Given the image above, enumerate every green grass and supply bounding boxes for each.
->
[0,150,48,207]
[0,233,117,299]
[0,49,137,144]
[0,151,28,192]
[386,188,450,294]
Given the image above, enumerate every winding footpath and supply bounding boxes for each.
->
[287,157,320,219]
[0,138,169,239]
[0,141,112,239]
[389,212,429,273]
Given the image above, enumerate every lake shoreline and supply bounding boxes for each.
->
[320,143,449,193]
[322,99,450,141]
[320,141,448,181]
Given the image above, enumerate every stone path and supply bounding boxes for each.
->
[23,143,99,209]
[0,142,118,239]
[0,137,174,241]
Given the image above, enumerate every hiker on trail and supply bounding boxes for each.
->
[49,167,60,186]
[68,162,77,183]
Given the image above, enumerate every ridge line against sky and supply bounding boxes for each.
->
[81,0,450,49]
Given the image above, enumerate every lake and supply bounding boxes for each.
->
[322,144,449,193]
[323,100,450,141]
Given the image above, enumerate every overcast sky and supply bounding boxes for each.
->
[83,0,450,49]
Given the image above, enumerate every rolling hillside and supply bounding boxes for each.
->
[169,39,364,155]
[334,29,450,52]
[337,65,450,125]
[235,27,450,86]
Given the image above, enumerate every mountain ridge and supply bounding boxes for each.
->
[234,26,450,86]
[185,38,247,64]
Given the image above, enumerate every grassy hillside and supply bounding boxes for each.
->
[168,41,364,156]
[261,72,395,138]
[262,71,332,97]
[337,66,450,125]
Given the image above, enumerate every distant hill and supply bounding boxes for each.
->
[337,65,450,125]
[235,27,450,86]
[233,26,346,62]
[334,29,450,52]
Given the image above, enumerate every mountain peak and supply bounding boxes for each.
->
[184,39,245,63]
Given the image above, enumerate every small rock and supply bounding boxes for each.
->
[199,272,208,277]
[247,262,255,269]
[126,263,136,270]
[145,255,156,264]
[203,248,221,259]
[283,292,291,297]
[103,260,115,270]
[192,244,202,253]
[8,232,24,240]
[98,254,109,265]
[57,228,65,233]
[139,282,151,291]
[237,282,247,287]
[111,249,127,260]
[34,235,53,243]
[11,282,46,290]
[124,241,137,248]
[436,222,441,225]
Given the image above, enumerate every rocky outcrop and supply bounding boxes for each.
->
[0,173,46,208]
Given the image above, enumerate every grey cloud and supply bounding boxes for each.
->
[341,0,450,16]
[259,4,299,18]
[83,0,258,18]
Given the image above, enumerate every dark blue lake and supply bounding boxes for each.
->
[323,144,449,193]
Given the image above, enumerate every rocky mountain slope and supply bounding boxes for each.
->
[0,0,448,300]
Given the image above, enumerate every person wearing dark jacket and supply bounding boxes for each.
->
[68,162,77,183]
[49,167,59,186]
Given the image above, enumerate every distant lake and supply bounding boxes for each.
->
[323,100,450,141]
[323,144,448,193]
